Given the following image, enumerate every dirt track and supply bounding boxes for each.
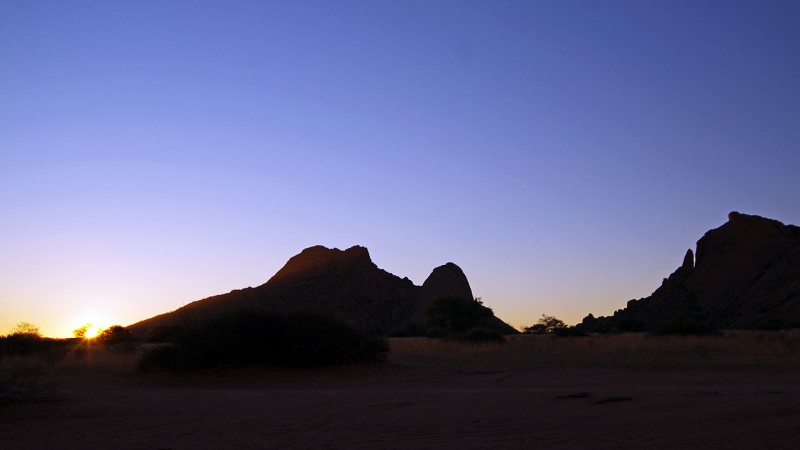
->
[3,361,799,449]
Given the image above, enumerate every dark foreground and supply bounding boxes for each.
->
[2,333,800,449]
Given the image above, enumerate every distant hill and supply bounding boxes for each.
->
[128,245,516,338]
[581,212,800,331]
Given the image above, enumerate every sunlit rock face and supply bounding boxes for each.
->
[582,212,800,331]
[128,245,515,337]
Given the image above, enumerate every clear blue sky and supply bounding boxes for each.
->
[2,0,799,337]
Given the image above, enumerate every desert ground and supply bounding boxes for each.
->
[2,332,800,449]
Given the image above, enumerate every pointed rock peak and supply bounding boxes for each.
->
[268,245,374,284]
[682,249,694,270]
[421,262,474,301]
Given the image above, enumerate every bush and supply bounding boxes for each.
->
[0,322,44,357]
[96,326,139,352]
[522,315,567,334]
[9,322,40,338]
[0,334,44,356]
[426,296,494,333]
[650,319,721,336]
[139,310,389,371]
[617,318,646,333]
[0,324,52,357]
[552,326,589,338]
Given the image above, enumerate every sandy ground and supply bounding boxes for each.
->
[2,337,800,449]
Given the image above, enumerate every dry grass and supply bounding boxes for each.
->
[388,330,800,372]
[0,343,142,406]
[0,347,140,374]
[3,330,799,384]
[54,347,141,373]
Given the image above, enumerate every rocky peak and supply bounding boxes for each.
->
[580,212,800,331]
[127,245,518,338]
[268,245,375,284]
[689,213,800,309]
[421,262,474,302]
[681,249,694,271]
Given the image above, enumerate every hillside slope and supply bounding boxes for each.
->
[128,245,516,337]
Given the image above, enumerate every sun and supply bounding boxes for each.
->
[84,326,102,339]
[73,322,105,339]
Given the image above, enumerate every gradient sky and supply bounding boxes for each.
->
[2,0,799,337]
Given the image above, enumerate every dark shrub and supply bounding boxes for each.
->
[522,315,567,334]
[389,323,427,337]
[276,313,388,367]
[139,310,388,371]
[650,320,721,336]
[522,324,548,334]
[755,319,795,330]
[1,322,47,357]
[552,326,589,337]
[426,296,494,333]
[424,326,451,338]
[0,334,45,356]
[617,318,646,333]
[0,336,72,364]
[96,326,139,352]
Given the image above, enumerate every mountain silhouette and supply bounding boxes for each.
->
[581,212,800,331]
[128,245,516,338]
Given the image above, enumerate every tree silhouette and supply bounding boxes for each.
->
[426,296,494,333]
[73,324,91,339]
[2,322,43,356]
[523,315,567,334]
[10,322,40,338]
[96,325,138,351]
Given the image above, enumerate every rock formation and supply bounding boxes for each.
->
[128,245,516,338]
[581,212,800,331]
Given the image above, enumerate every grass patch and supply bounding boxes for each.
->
[388,330,800,371]
[445,327,507,343]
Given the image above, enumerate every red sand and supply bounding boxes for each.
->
[3,364,799,449]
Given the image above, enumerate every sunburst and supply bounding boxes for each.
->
[84,326,102,339]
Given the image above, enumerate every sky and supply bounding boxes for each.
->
[2,0,799,337]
